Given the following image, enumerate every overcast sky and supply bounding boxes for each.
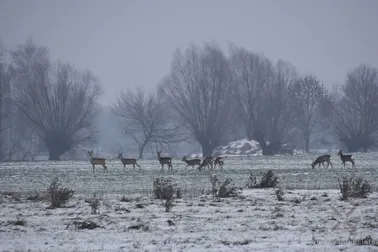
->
[1,0,378,105]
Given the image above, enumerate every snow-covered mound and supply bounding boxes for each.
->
[212,139,262,157]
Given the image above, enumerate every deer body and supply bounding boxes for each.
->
[311,154,333,169]
[118,153,141,169]
[337,150,356,169]
[213,157,224,170]
[181,156,201,168]
[156,151,173,170]
[88,151,108,172]
[198,156,214,171]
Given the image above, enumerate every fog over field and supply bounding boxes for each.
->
[1,1,378,251]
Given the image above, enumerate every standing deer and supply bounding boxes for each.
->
[88,151,108,172]
[213,157,224,170]
[311,154,333,169]
[156,151,173,170]
[118,153,141,169]
[181,156,201,169]
[198,156,214,171]
[337,150,356,169]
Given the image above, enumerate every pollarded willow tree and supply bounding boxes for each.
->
[112,87,185,158]
[288,75,328,153]
[330,64,378,152]
[11,39,102,160]
[159,42,234,156]
[229,45,296,155]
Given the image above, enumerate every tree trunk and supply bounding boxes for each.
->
[45,134,71,161]
[138,147,144,159]
[305,133,310,153]
[346,143,360,153]
[200,143,213,157]
[48,148,63,161]
[254,129,279,156]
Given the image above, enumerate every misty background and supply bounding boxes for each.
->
[1,0,378,161]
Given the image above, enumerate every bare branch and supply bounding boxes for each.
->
[159,42,234,156]
[112,87,185,158]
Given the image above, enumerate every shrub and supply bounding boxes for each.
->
[217,178,239,198]
[88,193,100,214]
[153,177,179,200]
[275,187,284,201]
[210,175,240,198]
[338,176,372,200]
[48,177,74,208]
[153,177,181,212]
[247,170,278,188]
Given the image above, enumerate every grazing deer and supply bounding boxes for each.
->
[311,154,333,169]
[118,153,141,169]
[213,157,224,170]
[337,150,356,169]
[198,156,214,171]
[88,151,108,172]
[181,156,201,169]
[156,151,173,170]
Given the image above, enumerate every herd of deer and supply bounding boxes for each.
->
[87,150,225,172]
[87,149,356,173]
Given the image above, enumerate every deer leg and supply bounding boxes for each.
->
[137,163,141,169]
[92,164,95,173]
[103,164,108,172]
[329,162,333,168]
[351,160,356,169]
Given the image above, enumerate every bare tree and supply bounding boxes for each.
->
[229,46,272,141]
[288,75,328,153]
[11,39,102,160]
[0,40,12,160]
[159,42,234,156]
[262,60,297,153]
[112,87,184,158]
[230,46,295,154]
[330,64,378,152]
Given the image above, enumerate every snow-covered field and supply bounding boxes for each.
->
[1,152,378,251]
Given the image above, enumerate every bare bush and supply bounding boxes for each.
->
[275,187,285,201]
[153,177,178,200]
[338,176,372,200]
[87,193,100,214]
[247,170,278,188]
[153,177,181,212]
[48,177,74,208]
[210,175,240,198]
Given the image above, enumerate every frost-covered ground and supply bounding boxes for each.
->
[0,153,378,251]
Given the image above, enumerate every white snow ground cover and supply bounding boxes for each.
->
[0,152,378,251]
[1,189,378,252]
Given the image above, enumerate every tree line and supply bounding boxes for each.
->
[1,38,377,160]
